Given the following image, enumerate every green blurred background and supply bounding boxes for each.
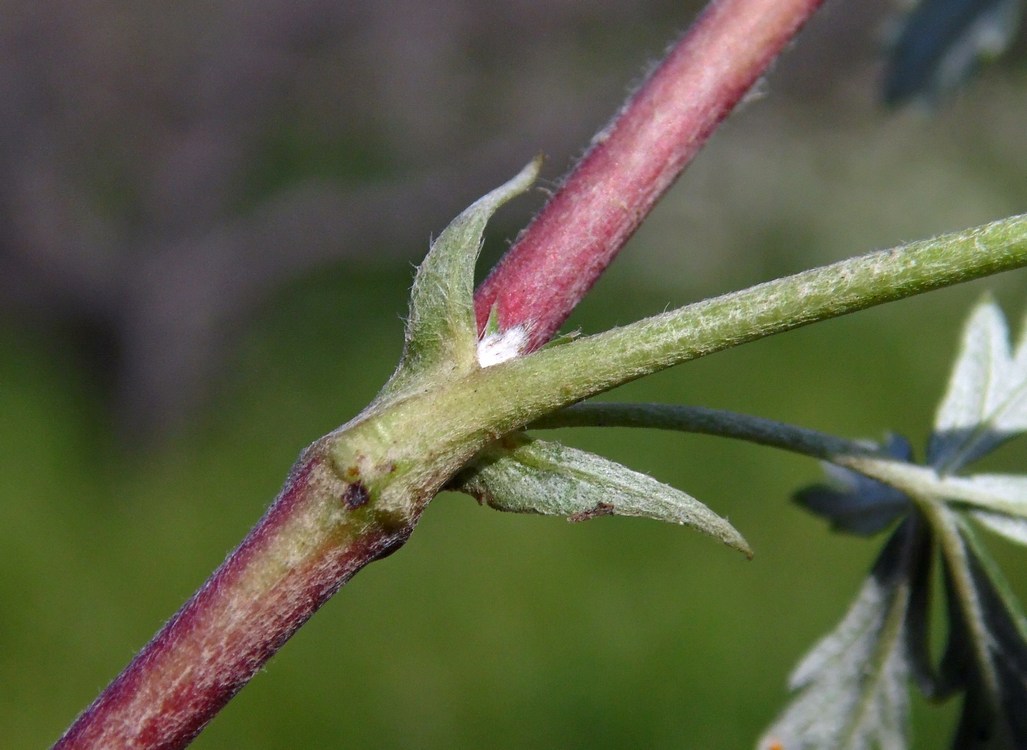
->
[2,1,1027,747]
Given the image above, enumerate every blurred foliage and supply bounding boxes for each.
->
[2,1,1027,748]
[882,0,1023,107]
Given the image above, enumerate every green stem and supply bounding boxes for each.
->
[337,214,1027,521]
[409,214,1027,452]
[529,402,882,462]
[524,214,1027,401]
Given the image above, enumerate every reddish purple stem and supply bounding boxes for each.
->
[55,451,412,750]
[54,1,825,747]
[475,0,825,351]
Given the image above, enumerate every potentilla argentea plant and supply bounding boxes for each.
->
[52,1,1027,748]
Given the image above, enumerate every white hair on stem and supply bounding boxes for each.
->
[477,325,529,367]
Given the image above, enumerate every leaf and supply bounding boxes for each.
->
[933,473,1027,516]
[378,157,541,402]
[482,303,501,338]
[939,520,1027,748]
[758,519,928,750]
[923,473,1027,546]
[929,298,1027,473]
[770,299,1027,750]
[795,434,913,536]
[452,433,751,556]
[882,0,1022,107]
[969,510,1027,547]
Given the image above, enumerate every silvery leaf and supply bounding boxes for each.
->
[928,474,1027,549]
[940,522,1027,748]
[929,299,1027,473]
[453,433,751,556]
[758,519,926,750]
[970,510,1027,547]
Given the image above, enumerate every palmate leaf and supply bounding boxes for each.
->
[758,518,929,750]
[776,299,1027,749]
[928,297,1027,474]
[452,433,751,556]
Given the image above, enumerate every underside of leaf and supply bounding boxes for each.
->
[939,519,1027,749]
[929,298,1027,474]
[758,518,929,750]
[451,433,751,557]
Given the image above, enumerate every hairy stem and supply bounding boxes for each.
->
[461,215,1027,435]
[339,217,1027,513]
[54,445,415,750]
[474,0,826,350]
[50,2,894,748]
[530,402,884,460]
[528,402,942,508]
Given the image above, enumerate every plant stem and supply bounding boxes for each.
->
[527,402,939,507]
[530,402,883,461]
[474,0,826,351]
[456,215,1027,438]
[49,2,877,748]
[53,444,414,750]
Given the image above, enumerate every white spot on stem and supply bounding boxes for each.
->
[477,325,528,367]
